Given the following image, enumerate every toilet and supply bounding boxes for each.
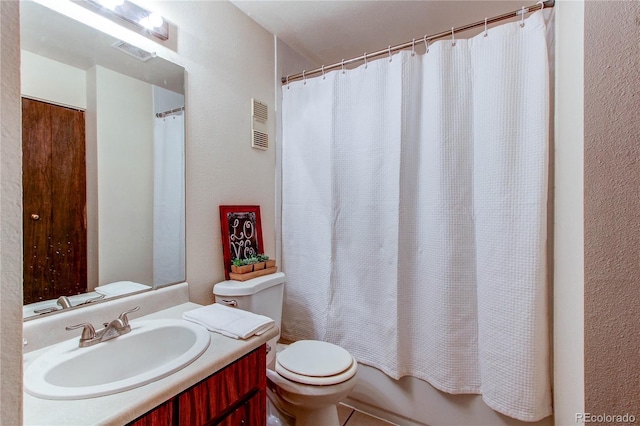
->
[213,272,357,426]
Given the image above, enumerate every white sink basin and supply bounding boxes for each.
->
[24,319,210,400]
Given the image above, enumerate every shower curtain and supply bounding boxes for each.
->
[281,11,551,422]
[153,113,185,286]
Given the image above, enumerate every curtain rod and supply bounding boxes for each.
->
[281,0,554,84]
[156,106,185,118]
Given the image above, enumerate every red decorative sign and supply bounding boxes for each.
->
[219,205,264,280]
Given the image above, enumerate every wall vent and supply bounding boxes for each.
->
[111,41,156,62]
[251,98,269,150]
[253,130,269,150]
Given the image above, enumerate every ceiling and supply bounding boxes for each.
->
[231,0,533,67]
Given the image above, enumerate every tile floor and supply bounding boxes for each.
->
[337,404,398,426]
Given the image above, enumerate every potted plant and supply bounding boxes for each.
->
[250,255,265,271]
[231,258,253,274]
[259,254,276,269]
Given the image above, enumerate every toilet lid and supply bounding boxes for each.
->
[275,340,357,385]
[275,355,357,386]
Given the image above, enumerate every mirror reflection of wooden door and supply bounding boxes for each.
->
[22,98,87,305]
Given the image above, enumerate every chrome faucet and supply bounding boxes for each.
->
[65,306,140,348]
[57,296,73,309]
[34,294,106,315]
[33,296,74,314]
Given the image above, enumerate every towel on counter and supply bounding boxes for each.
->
[95,281,150,297]
[182,303,275,339]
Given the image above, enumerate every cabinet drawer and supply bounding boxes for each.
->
[177,346,266,425]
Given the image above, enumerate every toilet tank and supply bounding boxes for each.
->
[213,272,285,336]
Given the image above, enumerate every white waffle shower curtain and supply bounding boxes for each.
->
[281,11,551,422]
[153,113,185,286]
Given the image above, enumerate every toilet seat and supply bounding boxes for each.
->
[275,340,357,386]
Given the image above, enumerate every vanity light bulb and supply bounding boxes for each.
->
[148,12,164,28]
[141,12,164,29]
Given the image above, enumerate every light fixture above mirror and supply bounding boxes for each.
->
[82,0,169,41]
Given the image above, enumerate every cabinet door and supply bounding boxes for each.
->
[127,399,174,426]
[217,391,265,426]
[178,347,266,425]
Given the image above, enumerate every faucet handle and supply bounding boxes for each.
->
[79,294,106,306]
[65,323,96,341]
[118,306,140,327]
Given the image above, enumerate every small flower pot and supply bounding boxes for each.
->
[231,264,253,274]
[265,260,276,268]
[253,261,266,271]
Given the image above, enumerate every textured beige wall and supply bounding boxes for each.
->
[584,0,640,417]
[0,1,24,424]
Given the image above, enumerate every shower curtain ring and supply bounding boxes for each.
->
[341,59,345,74]
[484,18,488,37]
[321,65,326,80]
[451,27,456,46]
[411,39,416,57]
[364,53,368,69]
[302,70,307,85]
[537,0,545,11]
[286,75,290,90]
[520,6,526,27]
[424,35,429,53]
[388,45,392,62]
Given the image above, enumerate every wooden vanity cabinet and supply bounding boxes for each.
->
[128,345,266,426]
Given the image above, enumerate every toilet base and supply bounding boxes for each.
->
[266,394,294,426]
[266,369,356,426]
[267,386,341,426]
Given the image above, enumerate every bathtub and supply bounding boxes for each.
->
[344,363,553,426]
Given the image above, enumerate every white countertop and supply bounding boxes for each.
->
[23,302,279,426]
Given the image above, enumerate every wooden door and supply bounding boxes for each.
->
[22,98,87,305]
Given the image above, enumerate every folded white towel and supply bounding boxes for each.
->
[95,281,150,297]
[182,303,275,340]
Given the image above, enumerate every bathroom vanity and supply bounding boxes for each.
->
[129,346,265,425]
[23,303,278,425]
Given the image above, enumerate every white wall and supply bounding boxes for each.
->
[553,1,585,424]
[137,0,277,305]
[0,2,23,424]
[92,66,154,286]
[20,50,86,109]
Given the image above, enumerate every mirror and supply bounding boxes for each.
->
[21,1,186,319]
